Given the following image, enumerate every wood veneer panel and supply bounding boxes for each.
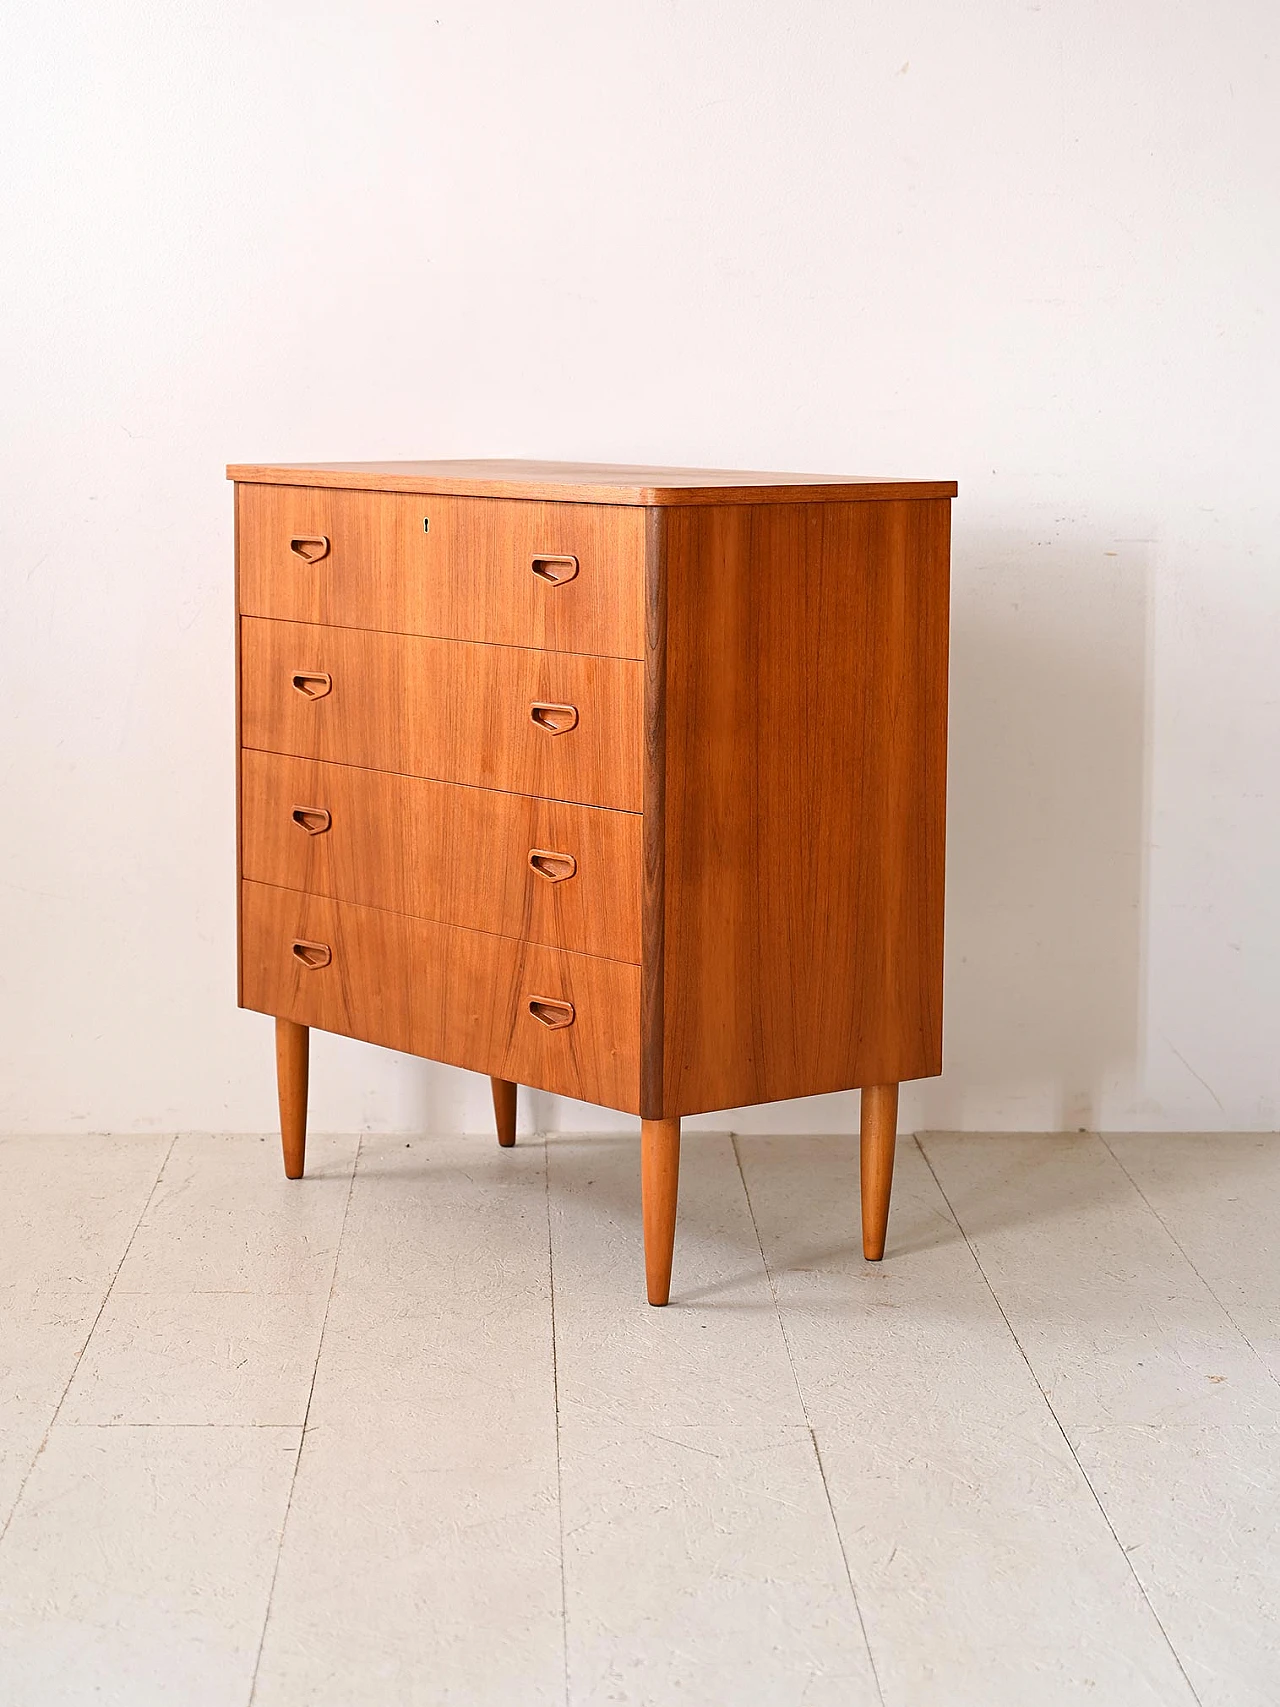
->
[234,476,244,1009]
[657,498,950,1117]
[240,618,642,811]
[640,507,667,1119]
[227,459,958,507]
[241,881,640,1113]
[241,751,641,964]
[237,486,645,659]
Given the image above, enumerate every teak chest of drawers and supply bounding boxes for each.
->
[229,458,956,1304]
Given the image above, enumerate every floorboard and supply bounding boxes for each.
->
[924,1132,1280,1707]
[739,1133,1197,1707]
[550,1132,879,1706]
[252,1134,564,1707]
[0,1129,1277,1705]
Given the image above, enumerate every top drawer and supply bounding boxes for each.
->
[236,485,646,659]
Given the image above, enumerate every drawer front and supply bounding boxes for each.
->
[237,485,645,659]
[240,618,643,811]
[240,881,641,1114]
[241,752,642,963]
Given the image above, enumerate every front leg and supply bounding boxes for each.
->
[859,1083,899,1260]
[641,1117,681,1306]
[491,1077,517,1147]
[275,1018,309,1180]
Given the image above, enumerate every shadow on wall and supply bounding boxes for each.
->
[912,522,1153,1133]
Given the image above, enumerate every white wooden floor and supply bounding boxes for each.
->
[1,1130,1277,1706]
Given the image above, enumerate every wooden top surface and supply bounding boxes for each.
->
[225,458,957,506]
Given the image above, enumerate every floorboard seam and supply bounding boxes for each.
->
[0,1133,177,1548]
[247,1133,361,1707]
[1098,1133,1280,1404]
[544,1134,571,1707]
[915,1135,1206,1707]
[731,1135,886,1707]
[40,1421,302,1429]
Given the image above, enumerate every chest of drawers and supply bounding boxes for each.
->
[228,459,955,1304]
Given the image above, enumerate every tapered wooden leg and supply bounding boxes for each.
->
[491,1077,517,1147]
[641,1117,681,1306]
[275,1018,309,1181]
[860,1083,899,1260]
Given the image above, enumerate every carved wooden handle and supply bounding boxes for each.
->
[291,939,332,970]
[291,806,332,835]
[528,996,575,1029]
[289,536,330,564]
[528,849,577,883]
[529,702,578,735]
[531,553,579,586]
[291,671,332,700]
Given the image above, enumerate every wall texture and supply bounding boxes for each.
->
[2,0,1277,1135]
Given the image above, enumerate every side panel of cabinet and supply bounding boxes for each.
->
[654,498,951,1117]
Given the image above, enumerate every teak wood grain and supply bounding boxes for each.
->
[227,459,958,507]
[240,617,643,812]
[241,750,641,964]
[640,507,667,1120]
[237,485,645,659]
[647,498,950,1118]
[241,880,641,1113]
[231,460,955,1299]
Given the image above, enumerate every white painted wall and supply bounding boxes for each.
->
[2,0,1277,1136]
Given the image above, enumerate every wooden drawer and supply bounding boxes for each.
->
[236,485,645,659]
[240,880,641,1114]
[240,617,643,811]
[241,751,641,963]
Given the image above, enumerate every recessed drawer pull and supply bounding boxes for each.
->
[289,536,330,564]
[291,939,332,970]
[291,671,332,700]
[291,806,332,836]
[528,848,577,883]
[528,995,575,1030]
[531,553,579,586]
[529,701,578,735]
